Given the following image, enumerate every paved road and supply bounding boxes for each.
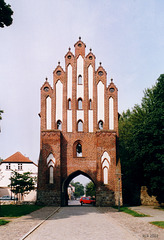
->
[68,199,81,206]
[25,206,138,240]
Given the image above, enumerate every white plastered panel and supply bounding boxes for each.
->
[101,151,110,163]
[88,110,93,132]
[56,80,63,122]
[67,110,72,132]
[77,110,84,122]
[47,153,55,166]
[97,81,104,122]
[67,64,72,100]
[49,166,54,184]
[103,167,108,185]
[102,159,109,169]
[77,55,84,99]
[88,65,93,100]
[109,97,114,130]
[46,96,51,130]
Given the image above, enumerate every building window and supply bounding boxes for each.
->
[6,163,11,170]
[18,163,23,170]
[98,120,103,130]
[68,99,71,110]
[78,75,82,85]
[89,99,92,110]
[77,120,83,132]
[78,98,82,110]
[76,143,82,157]
[57,120,62,130]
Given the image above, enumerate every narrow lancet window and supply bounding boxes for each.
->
[77,120,83,132]
[89,99,92,110]
[98,120,103,130]
[76,143,82,157]
[68,99,71,110]
[78,98,82,110]
[78,75,82,85]
[57,120,62,130]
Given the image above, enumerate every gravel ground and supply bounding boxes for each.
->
[98,207,164,240]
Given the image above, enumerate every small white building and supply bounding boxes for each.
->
[0,152,38,201]
[67,184,75,200]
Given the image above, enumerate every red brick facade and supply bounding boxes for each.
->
[37,38,122,206]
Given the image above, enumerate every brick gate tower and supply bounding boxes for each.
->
[37,38,122,206]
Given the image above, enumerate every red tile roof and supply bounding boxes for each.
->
[2,152,35,164]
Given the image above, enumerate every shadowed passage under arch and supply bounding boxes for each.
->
[62,170,96,206]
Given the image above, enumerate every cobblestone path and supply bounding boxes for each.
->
[0,205,163,240]
[25,206,138,240]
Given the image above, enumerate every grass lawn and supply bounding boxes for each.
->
[150,221,164,229]
[113,206,150,217]
[0,205,43,217]
[0,219,10,225]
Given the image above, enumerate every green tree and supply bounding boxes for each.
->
[119,75,164,204]
[86,181,96,197]
[140,75,164,203]
[70,181,84,198]
[0,0,13,28]
[9,171,36,201]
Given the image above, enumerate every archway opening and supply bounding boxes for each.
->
[62,171,96,206]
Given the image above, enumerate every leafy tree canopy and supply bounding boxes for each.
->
[0,0,13,28]
[86,181,96,197]
[119,74,164,204]
[9,171,36,199]
[70,181,84,198]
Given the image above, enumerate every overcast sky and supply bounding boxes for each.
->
[0,0,164,184]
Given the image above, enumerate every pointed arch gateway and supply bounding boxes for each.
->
[62,170,96,206]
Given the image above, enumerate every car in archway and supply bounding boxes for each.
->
[80,197,96,205]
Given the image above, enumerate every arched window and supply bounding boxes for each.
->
[68,99,71,110]
[76,143,82,157]
[98,120,103,130]
[77,120,83,132]
[78,98,82,110]
[57,120,62,130]
[78,75,82,85]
